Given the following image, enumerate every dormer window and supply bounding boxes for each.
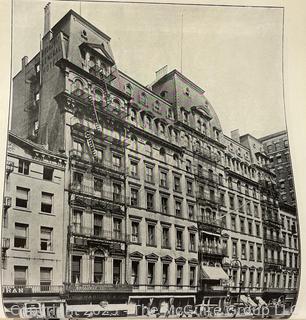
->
[167,109,173,119]
[183,111,188,124]
[185,87,190,96]
[125,83,133,96]
[154,101,160,112]
[130,108,137,123]
[140,92,147,105]
[161,90,168,99]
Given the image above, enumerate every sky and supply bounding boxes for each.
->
[12,0,285,138]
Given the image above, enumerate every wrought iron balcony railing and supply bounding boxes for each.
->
[197,215,224,227]
[69,183,127,204]
[263,233,284,243]
[264,258,285,266]
[199,244,227,256]
[196,192,220,206]
[70,225,127,242]
[193,146,220,163]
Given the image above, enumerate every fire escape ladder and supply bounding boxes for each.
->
[85,130,98,161]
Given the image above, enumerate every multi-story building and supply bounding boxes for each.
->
[5,6,299,316]
[2,132,66,318]
[259,130,295,206]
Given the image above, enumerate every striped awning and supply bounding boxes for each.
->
[201,265,229,280]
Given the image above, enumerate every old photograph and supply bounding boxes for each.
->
[0,0,301,318]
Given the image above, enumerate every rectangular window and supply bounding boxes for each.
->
[41,192,53,213]
[40,227,53,251]
[246,203,251,215]
[16,187,29,208]
[186,160,192,173]
[148,263,155,286]
[14,223,28,248]
[248,221,253,235]
[40,267,52,290]
[160,171,167,187]
[18,160,29,175]
[162,227,170,248]
[113,219,122,240]
[175,201,182,217]
[147,224,156,246]
[232,241,237,258]
[145,166,154,183]
[241,243,246,259]
[112,155,121,168]
[131,221,139,243]
[72,209,82,233]
[43,167,54,181]
[220,193,225,206]
[249,244,254,261]
[131,261,139,286]
[113,183,122,202]
[14,266,27,286]
[72,256,81,283]
[256,224,260,237]
[93,214,103,237]
[130,188,139,206]
[113,260,121,284]
[240,218,245,233]
[238,198,244,212]
[176,229,184,250]
[73,171,83,185]
[257,245,262,262]
[187,180,193,195]
[231,216,236,231]
[188,204,194,220]
[94,178,103,192]
[130,161,138,177]
[229,195,235,210]
[190,266,196,286]
[162,264,169,286]
[161,196,168,214]
[146,192,154,210]
[94,257,104,283]
[174,176,181,192]
[177,265,183,286]
[189,233,196,251]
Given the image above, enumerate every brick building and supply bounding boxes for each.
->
[3,6,299,316]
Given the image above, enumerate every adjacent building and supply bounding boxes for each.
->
[259,131,296,206]
[2,6,300,317]
[2,132,66,318]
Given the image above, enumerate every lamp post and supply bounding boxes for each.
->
[229,258,243,318]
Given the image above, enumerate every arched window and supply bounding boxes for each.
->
[197,120,201,131]
[154,101,160,111]
[159,123,165,136]
[74,79,84,93]
[183,111,188,124]
[161,90,168,99]
[202,123,207,134]
[140,92,147,105]
[130,108,137,123]
[112,98,121,111]
[159,147,166,161]
[125,83,132,96]
[144,115,152,130]
[237,181,241,192]
[173,153,180,167]
[94,89,103,104]
[130,135,137,150]
[145,141,153,156]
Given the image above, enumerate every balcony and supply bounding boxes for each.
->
[65,282,132,293]
[193,146,220,163]
[70,225,127,242]
[69,183,127,205]
[70,122,127,148]
[131,284,198,293]
[69,150,126,175]
[199,244,227,257]
[263,215,283,227]
[264,258,284,266]
[263,233,284,244]
[2,285,64,296]
[196,170,220,186]
[196,192,220,207]
[197,215,224,228]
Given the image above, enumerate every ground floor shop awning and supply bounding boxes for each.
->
[201,265,229,281]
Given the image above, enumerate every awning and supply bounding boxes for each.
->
[200,230,220,237]
[240,295,257,307]
[66,304,130,312]
[201,265,229,280]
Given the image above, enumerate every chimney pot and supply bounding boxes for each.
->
[44,2,51,36]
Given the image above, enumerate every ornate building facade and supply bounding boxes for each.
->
[3,7,299,316]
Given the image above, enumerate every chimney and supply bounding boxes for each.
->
[231,129,240,143]
[44,2,51,36]
[155,65,168,81]
[22,56,28,69]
